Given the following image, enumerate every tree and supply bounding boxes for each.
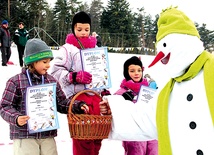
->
[196,23,214,52]
[143,14,157,50]
[52,0,87,45]
[53,0,71,45]
[1,0,213,51]
[89,0,104,33]
[100,0,135,47]
[0,0,8,20]
[132,7,146,48]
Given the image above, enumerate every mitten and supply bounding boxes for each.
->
[122,90,134,101]
[69,71,92,84]
[142,78,149,86]
[101,89,111,97]
[72,100,87,114]
[149,81,158,89]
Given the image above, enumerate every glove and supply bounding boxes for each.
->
[72,100,87,114]
[122,90,134,101]
[101,89,111,97]
[69,71,92,84]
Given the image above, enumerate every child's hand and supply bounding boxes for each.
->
[101,89,111,97]
[142,78,149,86]
[76,71,92,84]
[69,71,92,84]
[122,90,134,101]
[81,104,89,114]
[17,115,30,126]
[100,99,111,115]
[72,100,89,114]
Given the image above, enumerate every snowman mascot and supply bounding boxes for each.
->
[101,7,214,155]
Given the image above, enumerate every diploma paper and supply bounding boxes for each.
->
[26,83,59,133]
[80,47,112,90]
[137,85,157,103]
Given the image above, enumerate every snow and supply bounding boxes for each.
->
[0,46,169,154]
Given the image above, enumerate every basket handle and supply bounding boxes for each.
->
[68,89,101,116]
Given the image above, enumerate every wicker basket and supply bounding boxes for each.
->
[67,89,112,140]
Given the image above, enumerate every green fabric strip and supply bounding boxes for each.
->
[204,54,214,125]
[24,51,53,65]
[156,51,214,155]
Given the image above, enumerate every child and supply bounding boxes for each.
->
[0,38,78,155]
[114,56,158,155]
[50,11,103,155]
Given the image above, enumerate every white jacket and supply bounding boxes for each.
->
[50,43,85,98]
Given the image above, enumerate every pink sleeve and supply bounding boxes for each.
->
[114,88,127,95]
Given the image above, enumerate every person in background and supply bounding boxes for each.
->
[0,38,77,155]
[0,20,11,66]
[14,22,29,67]
[114,56,158,155]
[92,31,102,47]
[50,11,103,155]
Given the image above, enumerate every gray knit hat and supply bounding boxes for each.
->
[24,38,53,65]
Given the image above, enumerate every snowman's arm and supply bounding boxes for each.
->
[105,95,157,141]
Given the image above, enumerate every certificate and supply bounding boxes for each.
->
[137,85,157,103]
[25,83,59,133]
[80,47,112,90]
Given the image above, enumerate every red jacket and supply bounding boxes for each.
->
[75,93,101,115]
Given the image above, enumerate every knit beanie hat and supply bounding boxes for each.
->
[71,11,91,35]
[156,7,200,43]
[24,38,53,65]
[2,20,8,25]
[123,56,143,81]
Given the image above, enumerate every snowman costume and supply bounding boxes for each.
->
[105,7,214,155]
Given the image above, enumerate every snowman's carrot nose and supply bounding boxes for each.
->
[148,52,165,68]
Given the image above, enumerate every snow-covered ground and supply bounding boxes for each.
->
[0,46,169,155]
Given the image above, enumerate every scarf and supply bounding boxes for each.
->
[65,33,96,49]
[120,79,149,94]
[156,51,214,155]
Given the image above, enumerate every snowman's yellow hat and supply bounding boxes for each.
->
[156,7,200,43]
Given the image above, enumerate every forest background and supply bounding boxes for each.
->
[1,0,214,55]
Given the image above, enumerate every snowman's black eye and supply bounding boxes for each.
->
[163,43,166,47]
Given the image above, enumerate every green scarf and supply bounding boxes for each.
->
[156,51,214,155]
